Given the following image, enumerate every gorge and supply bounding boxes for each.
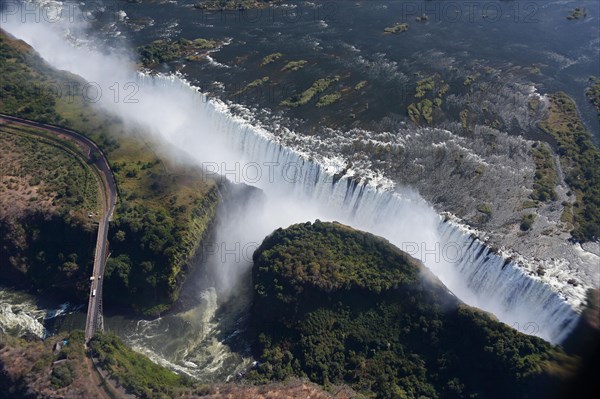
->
[0,0,598,387]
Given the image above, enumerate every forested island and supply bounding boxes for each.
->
[193,0,278,11]
[247,221,580,399]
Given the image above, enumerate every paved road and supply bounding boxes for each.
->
[0,114,117,343]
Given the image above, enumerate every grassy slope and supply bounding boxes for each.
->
[0,124,99,300]
[0,29,218,315]
[249,221,578,399]
[88,333,209,398]
[0,123,99,220]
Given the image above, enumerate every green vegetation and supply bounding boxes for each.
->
[0,211,95,301]
[561,203,575,225]
[520,200,539,210]
[51,362,75,388]
[248,76,270,88]
[0,30,219,314]
[530,142,558,202]
[89,333,210,398]
[477,203,492,215]
[407,75,448,125]
[46,331,87,388]
[415,76,435,98]
[316,92,342,108]
[0,329,216,398]
[354,80,368,90]
[463,74,477,86]
[384,23,409,34]
[0,32,63,124]
[0,125,99,217]
[567,7,587,20]
[281,60,308,72]
[260,52,283,67]
[529,97,540,114]
[407,103,419,124]
[0,330,89,394]
[586,76,600,117]
[0,329,335,398]
[138,38,218,68]
[235,76,269,96]
[106,185,218,315]
[280,76,339,107]
[253,221,422,294]
[539,92,600,241]
[194,0,273,11]
[520,213,537,231]
[460,109,469,129]
[249,221,575,398]
[419,98,433,124]
[0,125,99,301]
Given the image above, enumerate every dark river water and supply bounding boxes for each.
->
[90,0,600,139]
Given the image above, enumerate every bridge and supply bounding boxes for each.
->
[0,114,117,343]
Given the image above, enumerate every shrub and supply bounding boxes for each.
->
[520,214,536,231]
[50,362,74,388]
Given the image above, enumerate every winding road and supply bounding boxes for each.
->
[0,113,117,343]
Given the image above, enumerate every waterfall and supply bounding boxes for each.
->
[0,11,580,345]
[147,77,578,343]
[436,221,578,343]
